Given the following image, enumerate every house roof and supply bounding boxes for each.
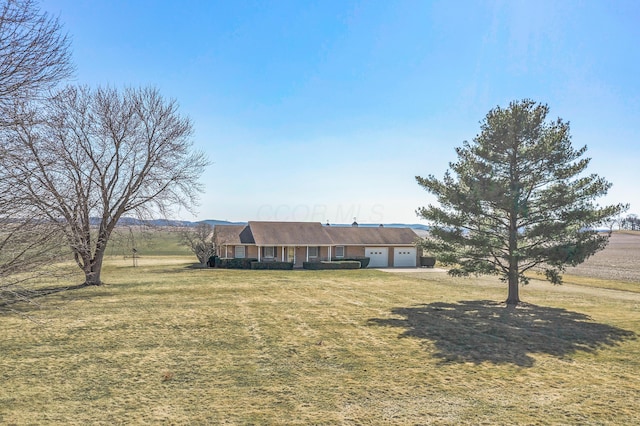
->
[215,221,418,247]
[248,221,334,245]
[324,226,418,245]
[213,224,255,245]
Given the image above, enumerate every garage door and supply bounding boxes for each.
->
[365,247,388,268]
[394,247,417,267]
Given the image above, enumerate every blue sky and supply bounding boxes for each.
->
[41,0,640,224]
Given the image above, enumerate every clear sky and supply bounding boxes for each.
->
[40,0,640,224]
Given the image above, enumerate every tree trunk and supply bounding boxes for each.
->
[506,271,520,307]
[507,207,521,307]
[83,250,105,286]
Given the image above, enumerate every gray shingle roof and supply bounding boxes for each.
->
[248,221,334,245]
[215,222,418,246]
[324,226,418,245]
[213,224,254,245]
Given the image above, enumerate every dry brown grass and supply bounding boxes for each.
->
[1,243,639,424]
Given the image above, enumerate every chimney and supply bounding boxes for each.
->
[352,217,358,227]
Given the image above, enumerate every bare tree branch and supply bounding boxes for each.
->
[3,85,209,286]
[179,222,216,265]
[0,0,73,126]
[0,0,74,308]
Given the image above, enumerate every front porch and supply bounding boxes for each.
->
[255,245,334,268]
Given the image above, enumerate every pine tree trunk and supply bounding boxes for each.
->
[506,271,520,307]
[507,216,521,307]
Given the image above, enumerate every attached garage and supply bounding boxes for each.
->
[393,247,417,267]
[365,247,388,268]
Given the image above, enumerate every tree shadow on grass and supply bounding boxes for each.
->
[368,300,636,367]
[0,283,109,316]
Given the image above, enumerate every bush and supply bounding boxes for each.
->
[331,257,370,268]
[420,256,436,268]
[215,258,258,269]
[250,261,294,270]
[303,261,361,270]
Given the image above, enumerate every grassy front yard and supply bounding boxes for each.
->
[2,255,639,424]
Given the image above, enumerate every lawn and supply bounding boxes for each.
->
[1,252,639,424]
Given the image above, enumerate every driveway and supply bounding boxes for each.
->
[376,267,448,273]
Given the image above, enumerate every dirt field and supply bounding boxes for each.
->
[565,231,640,282]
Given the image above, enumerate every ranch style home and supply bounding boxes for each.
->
[213,221,421,268]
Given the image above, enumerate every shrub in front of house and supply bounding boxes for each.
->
[303,261,361,270]
[250,261,294,270]
[419,256,436,268]
[215,258,258,269]
[330,257,371,268]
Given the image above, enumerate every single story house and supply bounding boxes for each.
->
[213,221,421,268]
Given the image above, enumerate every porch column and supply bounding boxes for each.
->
[306,246,309,262]
[328,246,332,261]
[225,246,228,258]
[257,246,261,262]
[282,246,285,262]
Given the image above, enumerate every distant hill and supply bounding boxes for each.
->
[114,218,429,231]
[202,219,248,227]
[361,223,430,231]
[115,217,195,227]
[203,220,430,231]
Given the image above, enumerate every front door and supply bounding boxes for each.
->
[287,247,295,264]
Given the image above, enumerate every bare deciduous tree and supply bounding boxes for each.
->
[0,0,73,306]
[180,222,216,266]
[3,85,209,286]
[622,214,640,231]
[0,179,68,305]
[0,0,73,125]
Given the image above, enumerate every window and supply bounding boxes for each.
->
[308,246,318,258]
[335,246,345,258]
[235,246,245,259]
[264,246,275,258]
